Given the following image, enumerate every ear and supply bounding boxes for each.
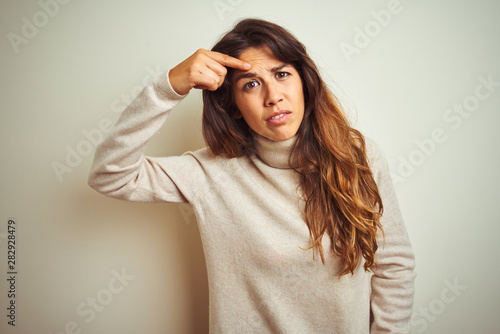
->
[234,110,242,119]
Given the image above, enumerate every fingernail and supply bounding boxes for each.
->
[244,62,251,69]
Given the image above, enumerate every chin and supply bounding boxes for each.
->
[266,131,296,142]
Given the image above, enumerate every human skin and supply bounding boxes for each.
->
[169,47,305,142]
[231,46,305,142]
[169,48,251,95]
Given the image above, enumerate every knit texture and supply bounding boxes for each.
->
[88,70,416,333]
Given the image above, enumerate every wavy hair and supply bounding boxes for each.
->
[202,18,384,276]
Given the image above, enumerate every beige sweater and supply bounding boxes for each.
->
[88,71,416,333]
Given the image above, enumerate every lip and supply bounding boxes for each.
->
[266,111,291,125]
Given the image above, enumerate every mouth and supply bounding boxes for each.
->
[267,111,291,125]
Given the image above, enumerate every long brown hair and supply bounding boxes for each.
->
[202,18,384,276]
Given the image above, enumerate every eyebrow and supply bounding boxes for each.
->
[233,63,290,84]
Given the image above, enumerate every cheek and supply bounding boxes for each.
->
[295,82,305,107]
[236,94,260,117]
[234,90,252,108]
[233,92,246,118]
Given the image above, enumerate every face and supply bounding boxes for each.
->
[232,46,305,142]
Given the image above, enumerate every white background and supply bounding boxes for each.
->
[1,0,499,333]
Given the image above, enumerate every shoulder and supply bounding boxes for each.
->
[154,146,240,204]
[177,146,240,184]
[363,136,390,184]
[364,136,385,166]
[183,146,232,167]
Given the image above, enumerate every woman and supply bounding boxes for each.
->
[88,18,415,333]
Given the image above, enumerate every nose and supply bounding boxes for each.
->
[264,81,283,107]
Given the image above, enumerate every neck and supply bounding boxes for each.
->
[251,131,298,169]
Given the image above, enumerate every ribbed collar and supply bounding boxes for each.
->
[251,131,298,169]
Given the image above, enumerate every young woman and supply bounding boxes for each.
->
[89,18,415,333]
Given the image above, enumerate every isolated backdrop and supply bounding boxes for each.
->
[1,0,499,333]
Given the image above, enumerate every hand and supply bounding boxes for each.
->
[169,49,251,95]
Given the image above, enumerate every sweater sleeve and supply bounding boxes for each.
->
[88,70,205,203]
[366,139,416,334]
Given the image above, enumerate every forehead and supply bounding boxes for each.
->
[238,46,280,65]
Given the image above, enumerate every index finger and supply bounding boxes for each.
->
[208,50,251,70]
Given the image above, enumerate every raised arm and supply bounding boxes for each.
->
[87,49,250,203]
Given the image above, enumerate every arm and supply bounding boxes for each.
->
[87,71,191,202]
[88,49,251,203]
[367,140,416,333]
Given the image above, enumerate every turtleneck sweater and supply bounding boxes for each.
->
[88,71,416,334]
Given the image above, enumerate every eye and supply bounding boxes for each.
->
[243,80,259,90]
[275,72,290,79]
